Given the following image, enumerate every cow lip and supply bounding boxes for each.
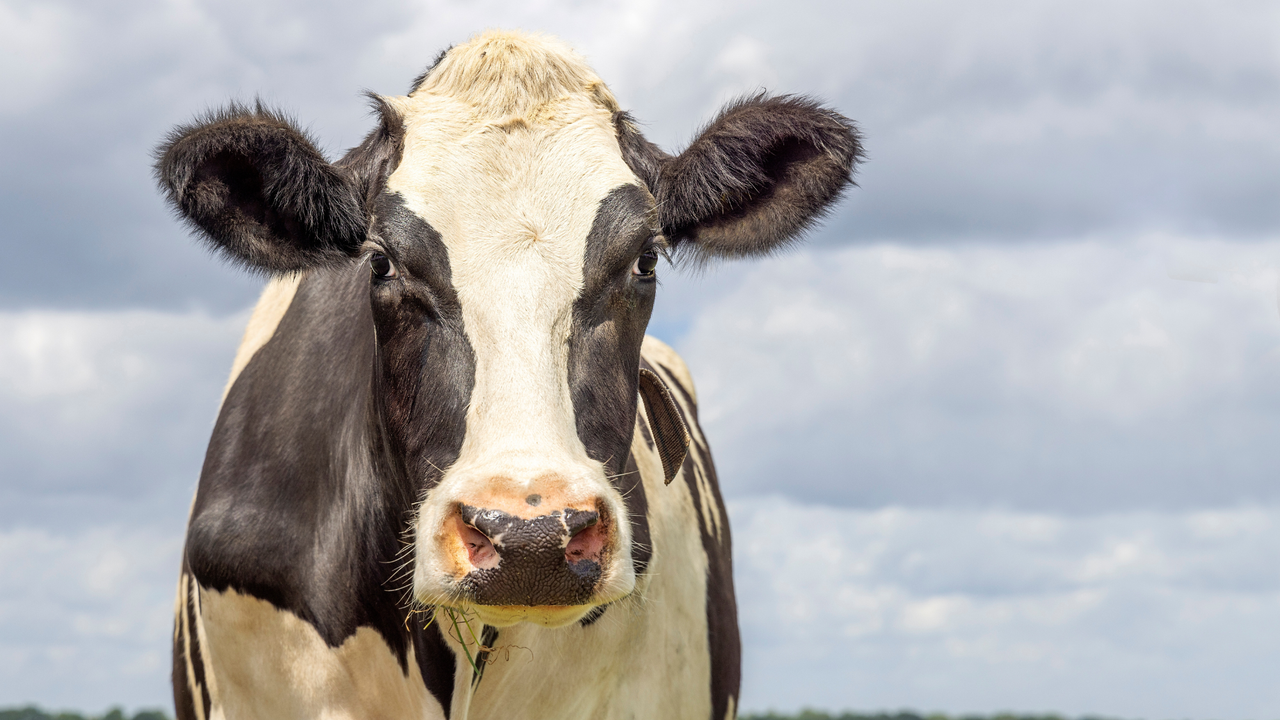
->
[455,603,598,629]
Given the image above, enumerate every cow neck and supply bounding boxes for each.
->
[186,262,455,704]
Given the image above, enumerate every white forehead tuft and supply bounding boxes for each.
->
[408,29,619,120]
[382,29,636,237]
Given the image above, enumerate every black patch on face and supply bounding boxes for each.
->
[367,192,475,490]
[567,184,659,576]
[643,358,741,720]
[618,452,652,578]
[185,195,475,712]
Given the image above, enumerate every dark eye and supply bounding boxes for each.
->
[370,252,397,279]
[632,249,659,277]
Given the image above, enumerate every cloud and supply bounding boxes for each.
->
[2,0,1278,310]
[0,525,180,713]
[671,234,1280,511]
[1,2,1279,713]
[732,497,1280,719]
[0,307,244,526]
[0,306,238,707]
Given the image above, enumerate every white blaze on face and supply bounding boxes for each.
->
[390,32,642,621]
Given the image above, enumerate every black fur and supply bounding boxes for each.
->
[637,367,691,484]
[154,101,367,272]
[618,94,864,260]
[187,259,462,712]
[568,185,660,576]
[366,193,476,492]
[613,112,669,192]
[409,47,453,95]
[171,565,211,720]
[339,95,407,204]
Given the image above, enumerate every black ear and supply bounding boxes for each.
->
[655,94,863,259]
[638,368,691,485]
[154,102,366,273]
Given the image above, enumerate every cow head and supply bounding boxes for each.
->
[156,31,861,628]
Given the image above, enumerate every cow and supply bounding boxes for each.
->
[155,30,861,720]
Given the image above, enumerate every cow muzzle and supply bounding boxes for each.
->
[412,464,636,627]
[452,503,608,607]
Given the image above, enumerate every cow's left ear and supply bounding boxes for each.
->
[638,368,691,485]
[155,102,366,273]
[654,94,863,259]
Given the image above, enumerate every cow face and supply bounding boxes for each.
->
[156,31,861,628]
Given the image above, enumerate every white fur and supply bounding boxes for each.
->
[389,32,641,620]
[194,586,446,720]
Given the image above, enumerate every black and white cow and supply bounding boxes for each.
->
[156,30,861,720]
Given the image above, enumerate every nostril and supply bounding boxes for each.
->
[459,521,499,570]
[565,521,606,566]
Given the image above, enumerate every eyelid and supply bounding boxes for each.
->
[645,235,671,264]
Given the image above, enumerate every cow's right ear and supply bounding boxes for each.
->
[155,102,366,273]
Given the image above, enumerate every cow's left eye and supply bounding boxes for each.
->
[370,253,398,279]
[632,249,659,277]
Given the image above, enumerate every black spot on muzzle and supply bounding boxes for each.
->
[457,504,603,606]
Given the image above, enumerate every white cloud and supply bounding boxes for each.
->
[0,1,79,116]
[0,308,245,519]
[669,234,1280,509]
[0,307,241,707]
[732,497,1280,718]
[0,525,181,712]
[5,0,1280,309]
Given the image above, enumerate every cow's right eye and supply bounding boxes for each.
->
[370,253,397,279]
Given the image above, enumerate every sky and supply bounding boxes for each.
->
[1,0,1279,716]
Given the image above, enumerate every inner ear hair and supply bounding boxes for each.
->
[336,93,407,205]
[656,93,864,259]
[154,100,366,273]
